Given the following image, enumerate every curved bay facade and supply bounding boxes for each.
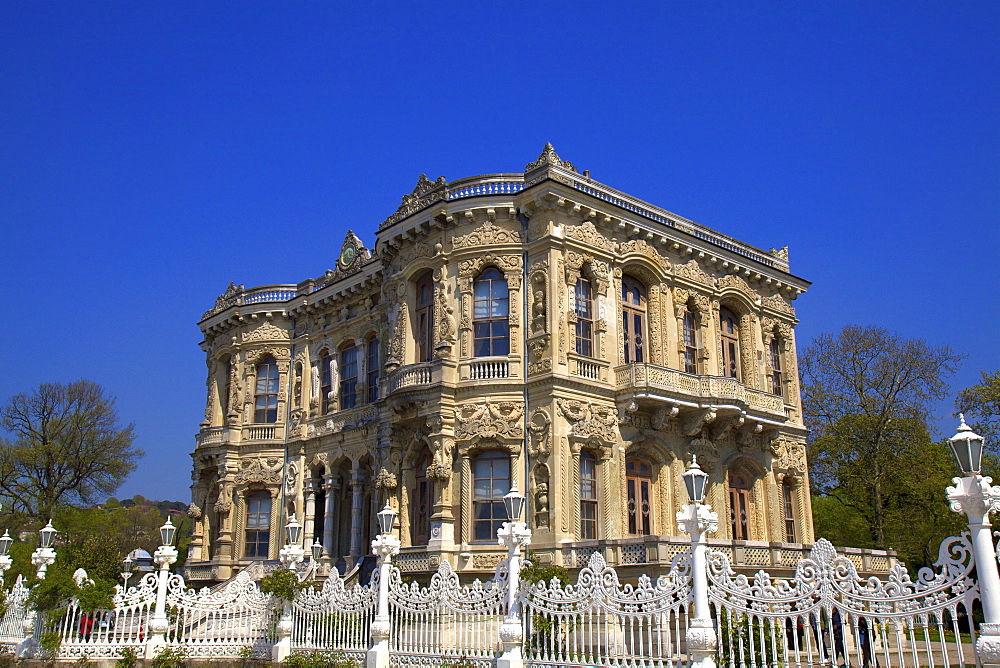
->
[186,145,813,583]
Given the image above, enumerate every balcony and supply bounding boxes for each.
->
[615,363,786,420]
[460,356,520,382]
[568,354,610,382]
[387,360,444,395]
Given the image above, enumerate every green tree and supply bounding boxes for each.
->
[956,369,1000,444]
[801,325,964,556]
[0,380,143,520]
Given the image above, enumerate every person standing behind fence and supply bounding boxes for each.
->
[832,609,847,666]
[857,616,875,667]
[79,613,93,641]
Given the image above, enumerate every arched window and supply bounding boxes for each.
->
[719,307,741,380]
[473,268,509,357]
[574,277,594,357]
[769,337,783,397]
[245,492,271,559]
[580,451,598,539]
[729,468,752,540]
[320,349,333,414]
[366,336,380,403]
[625,458,653,535]
[622,276,646,364]
[411,450,434,545]
[682,305,699,374]
[415,271,435,363]
[472,450,510,541]
[782,482,796,543]
[254,356,279,423]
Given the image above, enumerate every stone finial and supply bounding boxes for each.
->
[525,143,576,173]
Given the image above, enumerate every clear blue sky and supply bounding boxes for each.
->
[1,3,997,503]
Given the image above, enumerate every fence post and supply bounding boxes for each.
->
[144,528,178,660]
[946,417,1000,664]
[677,457,719,668]
[497,488,531,668]
[367,503,401,668]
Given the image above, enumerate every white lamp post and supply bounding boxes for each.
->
[31,520,57,579]
[367,502,400,668]
[945,415,1000,660]
[497,486,531,668]
[278,517,306,570]
[145,518,179,659]
[0,530,14,586]
[121,554,134,589]
[677,456,718,668]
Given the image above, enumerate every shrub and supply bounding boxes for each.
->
[151,645,187,668]
[115,646,140,668]
[260,568,306,602]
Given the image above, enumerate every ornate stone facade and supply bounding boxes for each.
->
[188,146,813,583]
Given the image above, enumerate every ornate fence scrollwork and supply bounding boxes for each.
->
[707,536,979,668]
[163,570,275,659]
[521,551,692,667]
[291,567,377,661]
[388,558,508,666]
[0,576,32,649]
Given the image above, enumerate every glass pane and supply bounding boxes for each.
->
[475,520,491,541]
[474,321,490,338]
[474,281,490,300]
[491,298,507,317]
[475,478,490,498]
[474,301,490,318]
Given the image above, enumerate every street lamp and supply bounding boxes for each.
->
[279,517,306,570]
[121,554,134,588]
[147,518,179,657]
[311,540,323,563]
[677,456,719,668]
[945,416,1000,661]
[367,502,402,668]
[950,413,984,475]
[31,520,57,579]
[496,486,532,668]
[0,530,14,586]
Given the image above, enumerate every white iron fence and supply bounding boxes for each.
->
[1,465,999,667]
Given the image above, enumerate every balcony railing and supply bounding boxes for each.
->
[195,426,228,448]
[569,354,609,382]
[467,357,510,380]
[387,360,443,395]
[616,363,786,417]
[244,425,278,441]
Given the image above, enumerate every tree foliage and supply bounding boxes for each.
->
[801,325,964,560]
[0,380,143,519]
[956,369,1000,444]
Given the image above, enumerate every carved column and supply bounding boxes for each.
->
[739,313,757,389]
[303,481,317,547]
[322,474,336,558]
[349,463,364,564]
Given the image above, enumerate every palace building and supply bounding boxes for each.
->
[185,145,814,583]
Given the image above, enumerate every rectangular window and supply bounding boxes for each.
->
[367,338,379,403]
[625,459,652,536]
[245,494,271,559]
[580,453,598,539]
[340,346,358,410]
[320,352,332,414]
[683,310,698,374]
[574,278,594,357]
[783,485,796,543]
[473,454,510,541]
[770,339,784,397]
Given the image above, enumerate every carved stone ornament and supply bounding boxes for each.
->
[769,438,805,477]
[374,468,398,490]
[762,293,795,316]
[454,400,525,441]
[187,504,203,519]
[556,399,618,449]
[619,239,671,272]
[674,259,715,287]
[528,408,551,458]
[202,281,244,320]
[243,321,290,343]
[717,273,759,303]
[565,222,617,253]
[380,174,447,230]
[525,142,576,173]
[233,458,283,485]
[452,220,522,249]
[426,462,452,481]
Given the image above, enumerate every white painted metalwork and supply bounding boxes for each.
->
[388,558,508,666]
[163,570,275,659]
[522,551,692,668]
[0,576,32,649]
[707,537,979,668]
[291,566,377,660]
